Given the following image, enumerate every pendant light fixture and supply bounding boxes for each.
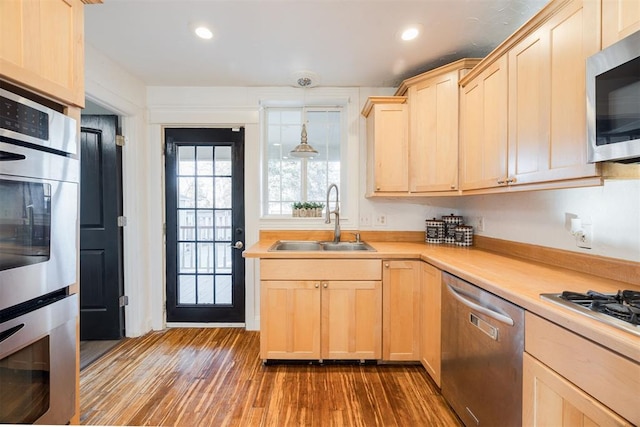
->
[290,76,319,158]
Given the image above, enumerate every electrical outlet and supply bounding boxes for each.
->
[374,214,387,227]
[360,214,371,227]
[576,223,593,249]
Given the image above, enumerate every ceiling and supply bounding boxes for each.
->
[84,0,548,89]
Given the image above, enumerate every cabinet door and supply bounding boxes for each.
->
[420,263,441,386]
[523,353,632,427]
[367,103,409,194]
[0,0,85,106]
[321,281,382,360]
[459,55,509,191]
[260,281,321,360]
[382,260,421,361]
[602,0,640,48]
[409,70,460,192]
[509,0,599,186]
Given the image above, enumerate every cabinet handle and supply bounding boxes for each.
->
[506,177,517,184]
[323,283,328,288]
[384,263,390,268]
[497,178,506,185]
[315,283,319,288]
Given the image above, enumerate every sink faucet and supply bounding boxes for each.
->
[325,183,340,243]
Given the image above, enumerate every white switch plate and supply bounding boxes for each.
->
[470,216,484,232]
[360,214,371,227]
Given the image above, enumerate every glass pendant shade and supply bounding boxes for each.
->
[290,124,318,158]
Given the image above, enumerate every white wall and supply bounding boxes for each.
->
[84,44,153,337]
[86,49,639,337]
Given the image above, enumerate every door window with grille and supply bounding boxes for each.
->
[165,128,245,323]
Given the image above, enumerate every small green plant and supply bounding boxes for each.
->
[291,201,325,217]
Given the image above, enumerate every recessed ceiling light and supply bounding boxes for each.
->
[194,26,213,40]
[401,27,420,41]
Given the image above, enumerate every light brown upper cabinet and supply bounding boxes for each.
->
[459,56,509,191]
[460,0,602,193]
[0,0,86,107]
[508,0,600,187]
[399,59,480,194]
[602,0,640,48]
[362,97,409,196]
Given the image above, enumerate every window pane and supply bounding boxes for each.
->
[215,210,232,241]
[215,177,232,208]
[178,275,195,304]
[178,177,195,208]
[196,210,214,241]
[196,146,214,176]
[178,210,195,241]
[196,177,214,208]
[197,243,214,273]
[197,275,214,304]
[215,275,232,304]
[215,243,232,274]
[215,146,232,176]
[178,146,195,175]
[179,242,195,273]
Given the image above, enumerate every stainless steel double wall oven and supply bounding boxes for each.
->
[0,87,79,424]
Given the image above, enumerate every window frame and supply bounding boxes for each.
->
[261,104,348,219]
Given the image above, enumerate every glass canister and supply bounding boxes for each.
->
[442,214,463,244]
[454,225,474,246]
[425,218,445,244]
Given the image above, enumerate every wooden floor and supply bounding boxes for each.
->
[80,328,461,426]
[80,339,122,370]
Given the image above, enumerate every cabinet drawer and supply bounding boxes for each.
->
[260,259,382,281]
[525,312,639,425]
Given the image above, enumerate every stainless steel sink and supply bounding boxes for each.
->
[320,241,376,251]
[268,240,376,252]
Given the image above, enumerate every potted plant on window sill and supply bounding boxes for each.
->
[292,202,325,218]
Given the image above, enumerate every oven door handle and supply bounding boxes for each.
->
[446,284,515,326]
[0,323,25,343]
[0,150,27,161]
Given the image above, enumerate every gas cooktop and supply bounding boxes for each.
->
[541,290,640,337]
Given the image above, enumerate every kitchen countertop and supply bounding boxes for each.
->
[244,239,640,363]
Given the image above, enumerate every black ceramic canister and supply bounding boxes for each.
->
[442,214,463,244]
[454,225,474,246]
[425,218,445,244]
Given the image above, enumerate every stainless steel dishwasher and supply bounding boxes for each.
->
[441,272,524,426]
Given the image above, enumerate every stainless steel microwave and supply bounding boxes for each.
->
[587,30,640,163]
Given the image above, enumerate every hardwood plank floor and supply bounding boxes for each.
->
[80,328,461,426]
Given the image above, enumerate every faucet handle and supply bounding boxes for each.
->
[350,232,361,243]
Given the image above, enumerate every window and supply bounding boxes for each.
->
[264,107,344,216]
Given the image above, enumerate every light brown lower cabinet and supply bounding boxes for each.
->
[420,262,441,386]
[382,260,421,361]
[524,312,638,426]
[260,259,382,361]
[523,353,632,427]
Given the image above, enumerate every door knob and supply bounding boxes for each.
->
[232,241,244,250]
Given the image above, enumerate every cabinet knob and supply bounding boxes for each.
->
[315,283,319,288]
[506,177,517,184]
[384,263,390,268]
[376,186,381,191]
[323,283,328,288]
[497,178,506,185]
[450,184,456,189]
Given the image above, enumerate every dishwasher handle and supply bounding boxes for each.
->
[446,284,514,326]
